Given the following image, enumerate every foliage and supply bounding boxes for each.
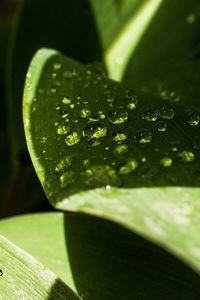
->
[1,0,200,299]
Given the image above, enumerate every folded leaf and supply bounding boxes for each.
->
[23,48,200,275]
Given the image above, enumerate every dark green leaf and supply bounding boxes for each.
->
[23,48,200,276]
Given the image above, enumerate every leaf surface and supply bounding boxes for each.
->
[0,234,81,299]
[1,212,200,299]
[23,48,200,276]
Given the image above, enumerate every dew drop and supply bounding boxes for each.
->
[112,132,127,142]
[160,157,173,167]
[56,125,70,135]
[106,95,115,103]
[114,144,128,155]
[83,123,107,139]
[62,96,71,104]
[141,157,147,163]
[60,171,75,188]
[55,155,74,172]
[54,63,62,70]
[83,165,121,188]
[108,110,128,124]
[187,113,200,126]
[0,270,3,276]
[142,109,158,121]
[65,132,81,146]
[80,108,91,118]
[51,72,57,79]
[89,139,101,147]
[60,110,69,118]
[159,107,174,119]
[157,120,167,132]
[55,104,60,110]
[135,129,152,144]
[178,151,195,162]
[70,104,75,109]
[119,159,139,174]
[83,159,90,168]
[63,69,77,79]
[50,87,57,93]
[127,102,136,110]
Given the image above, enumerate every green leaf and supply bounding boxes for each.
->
[122,0,200,84]
[0,212,75,290]
[0,234,81,299]
[1,212,200,299]
[6,0,102,164]
[23,48,200,276]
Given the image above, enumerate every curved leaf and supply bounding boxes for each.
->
[0,234,81,299]
[23,48,200,275]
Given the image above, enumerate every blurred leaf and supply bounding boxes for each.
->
[6,0,102,165]
[1,212,200,299]
[0,212,75,290]
[0,234,81,299]
[23,48,200,276]
[122,0,200,84]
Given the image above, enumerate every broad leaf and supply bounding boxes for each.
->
[0,234,81,299]
[1,213,200,299]
[23,48,200,276]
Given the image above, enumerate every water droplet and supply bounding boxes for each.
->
[108,110,128,124]
[70,104,75,109]
[62,96,71,104]
[160,157,173,167]
[157,120,167,132]
[59,110,69,118]
[89,139,101,147]
[119,159,139,174]
[50,87,57,93]
[100,114,106,119]
[0,270,3,276]
[135,129,152,144]
[112,132,127,142]
[80,108,91,118]
[83,123,107,139]
[106,95,115,103]
[56,125,70,135]
[55,104,60,110]
[127,102,136,110]
[83,165,121,187]
[178,151,195,162]
[159,107,174,119]
[83,159,90,168]
[187,113,200,126]
[114,144,128,154]
[63,70,77,79]
[142,109,158,121]
[27,72,31,78]
[54,63,62,70]
[186,14,197,24]
[60,171,75,188]
[65,132,81,146]
[55,155,74,172]
[51,72,57,79]
[141,157,147,163]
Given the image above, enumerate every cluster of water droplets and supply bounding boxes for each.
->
[34,59,199,192]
